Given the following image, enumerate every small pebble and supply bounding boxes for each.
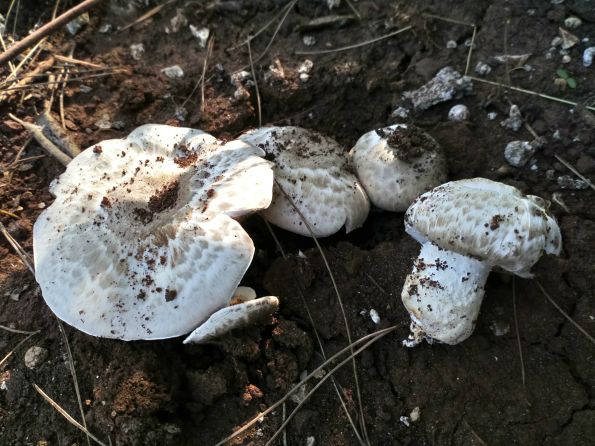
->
[161,65,184,79]
[446,40,457,49]
[24,346,48,369]
[487,111,498,120]
[98,23,112,33]
[564,16,582,29]
[583,47,595,67]
[448,104,470,121]
[302,35,316,46]
[298,59,314,82]
[306,437,315,446]
[369,309,380,324]
[189,25,209,48]
[474,61,492,76]
[400,416,411,427]
[500,104,523,132]
[557,175,589,190]
[391,106,410,119]
[410,407,421,422]
[129,43,145,61]
[505,141,535,167]
[489,320,510,336]
[562,54,571,64]
[551,36,563,47]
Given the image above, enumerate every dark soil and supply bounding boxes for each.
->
[1,1,595,445]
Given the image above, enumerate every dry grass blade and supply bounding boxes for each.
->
[247,39,262,127]
[33,384,108,446]
[0,209,19,218]
[229,0,294,51]
[469,77,595,112]
[261,217,366,445]
[54,54,107,69]
[295,25,412,56]
[2,70,131,92]
[0,325,38,335]
[553,154,595,192]
[264,327,396,446]
[119,0,175,32]
[511,277,526,387]
[535,280,595,345]
[216,326,396,446]
[0,56,54,103]
[0,331,39,370]
[0,221,34,273]
[58,320,91,446]
[180,37,214,110]
[274,180,370,445]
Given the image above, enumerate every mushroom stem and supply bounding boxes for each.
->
[401,242,491,346]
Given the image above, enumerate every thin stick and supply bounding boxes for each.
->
[465,24,477,76]
[0,221,34,273]
[2,70,130,92]
[511,277,526,387]
[229,0,294,51]
[8,114,72,166]
[261,217,365,445]
[470,77,595,112]
[33,384,108,446]
[57,320,91,446]
[247,39,262,127]
[0,209,19,218]
[264,328,396,446]
[296,26,412,56]
[275,180,370,444]
[0,0,103,67]
[553,154,595,192]
[0,324,38,335]
[216,326,397,446]
[535,280,595,345]
[0,56,54,102]
[201,37,214,113]
[54,54,107,69]
[119,0,175,32]
[422,13,475,28]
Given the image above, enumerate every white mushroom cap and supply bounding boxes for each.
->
[34,124,274,340]
[401,242,491,345]
[404,178,562,277]
[240,126,370,237]
[183,286,279,344]
[349,124,447,212]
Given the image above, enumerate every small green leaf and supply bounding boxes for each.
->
[556,68,569,79]
[567,77,577,89]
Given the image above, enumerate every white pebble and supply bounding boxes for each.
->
[189,25,209,48]
[564,16,582,29]
[369,309,380,324]
[487,111,498,120]
[303,35,316,46]
[129,43,145,61]
[298,59,314,82]
[391,106,410,119]
[448,104,470,121]
[562,54,571,64]
[474,61,491,76]
[446,40,457,49]
[551,36,563,47]
[24,346,48,369]
[504,140,535,167]
[410,407,421,422]
[161,65,184,79]
[400,416,411,427]
[583,47,595,67]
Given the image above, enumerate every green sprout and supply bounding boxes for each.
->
[556,68,577,89]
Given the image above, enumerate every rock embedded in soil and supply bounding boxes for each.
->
[24,346,48,369]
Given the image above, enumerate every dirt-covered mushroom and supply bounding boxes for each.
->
[349,124,447,212]
[183,286,279,344]
[240,126,370,237]
[400,178,562,346]
[33,124,274,340]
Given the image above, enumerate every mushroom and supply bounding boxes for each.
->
[349,124,447,212]
[183,286,279,344]
[400,178,562,346]
[33,124,274,340]
[240,126,370,237]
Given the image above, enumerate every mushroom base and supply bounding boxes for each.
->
[401,242,491,346]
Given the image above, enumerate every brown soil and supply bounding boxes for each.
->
[1,1,595,445]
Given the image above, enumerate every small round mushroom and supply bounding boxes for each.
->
[401,178,562,345]
[183,286,279,344]
[34,124,274,340]
[349,124,447,212]
[240,126,370,237]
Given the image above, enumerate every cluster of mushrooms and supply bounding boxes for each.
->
[33,123,561,346]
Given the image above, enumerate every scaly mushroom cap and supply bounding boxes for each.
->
[34,124,274,340]
[240,126,370,237]
[350,124,447,212]
[404,178,562,277]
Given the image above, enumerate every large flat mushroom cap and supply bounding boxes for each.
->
[350,124,447,212]
[33,124,274,340]
[404,178,562,277]
[240,126,369,237]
